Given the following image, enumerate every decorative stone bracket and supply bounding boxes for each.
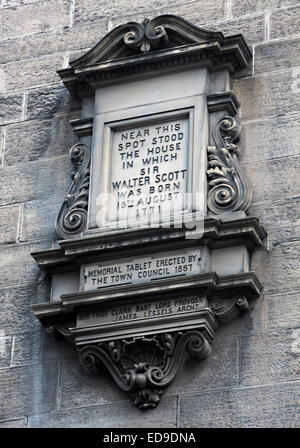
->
[31,15,266,409]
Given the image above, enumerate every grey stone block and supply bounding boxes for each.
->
[109,0,228,30]
[167,335,238,396]
[208,15,264,46]
[240,330,300,386]
[234,71,300,121]
[0,20,107,65]
[240,113,300,164]
[0,93,23,125]
[60,360,128,409]
[249,196,300,245]
[28,396,177,427]
[0,363,59,421]
[0,0,71,41]
[264,291,300,331]
[20,196,66,242]
[0,54,64,93]
[4,116,77,166]
[0,155,72,206]
[179,382,300,427]
[0,283,46,335]
[0,418,27,428]
[243,155,300,203]
[232,0,299,17]
[26,85,71,121]
[255,39,300,75]
[41,331,78,362]
[0,336,12,369]
[0,204,19,244]
[0,126,4,165]
[10,330,42,367]
[251,241,300,295]
[270,5,300,40]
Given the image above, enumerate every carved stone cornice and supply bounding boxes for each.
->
[58,14,252,95]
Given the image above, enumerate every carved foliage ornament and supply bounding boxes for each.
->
[124,18,169,53]
[78,330,211,409]
[207,116,252,214]
[55,143,90,239]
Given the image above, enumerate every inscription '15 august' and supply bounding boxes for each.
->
[109,117,189,222]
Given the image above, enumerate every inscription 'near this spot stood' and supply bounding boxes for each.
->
[109,117,189,222]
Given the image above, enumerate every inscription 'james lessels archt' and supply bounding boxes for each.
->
[109,117,189,222]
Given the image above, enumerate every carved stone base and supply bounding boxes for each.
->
[78,330,212,409]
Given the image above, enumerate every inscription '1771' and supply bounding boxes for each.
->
[109,117,189,223]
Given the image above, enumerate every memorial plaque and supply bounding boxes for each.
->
[105,111,192,225]
[77,295,207,328]
[81,248,205,291]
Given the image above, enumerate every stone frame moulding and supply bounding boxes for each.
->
[32,15,266,409]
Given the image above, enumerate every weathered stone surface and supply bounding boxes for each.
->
[0,418,27,428]
[28,396,177,427]
[0,54,65,93]
[26,85,71,121]
[0,204,19,244]
[20,195,66,242]
[243,155,300,203]
[179,382,300,427]
[76,0,228,25]
[234,71,300,121]
[232,0,300,17]
[255,39,300,75]
[0,126,4,165]
[264,292,300,331]
[0,93,24,125]
[0,20,107,65]
[270,5,300,39]
[0,0,71,41]
[4,116,77,166]
[10,331,42,367]
[0,156,71,206]
[240,330,300,386]
[60,361,128,409]
[41,332,78,362]
[0,363,59,420]
[205,14,265,45]
[167,336,238,396]
[0,283,46,335]
[249,196,300,245]
[0,244,43,288]
[252,241,300,295]
[240,113,300,164]
[0,335,12,369]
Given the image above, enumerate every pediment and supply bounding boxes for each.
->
[58,14,251,94]
[70,15,228,69]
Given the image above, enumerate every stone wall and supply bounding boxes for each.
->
[0,0,299,428]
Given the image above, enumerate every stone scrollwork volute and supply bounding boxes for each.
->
[207,116,252,215]
[124,18,169,53]
[78,330,211,409]
[55,143,90,239]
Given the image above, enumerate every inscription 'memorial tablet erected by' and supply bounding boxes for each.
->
[31,15,266,408]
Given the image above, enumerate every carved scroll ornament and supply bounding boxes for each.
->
[55,143,90,239]
[207,116,252,214]
[78,330,211,409]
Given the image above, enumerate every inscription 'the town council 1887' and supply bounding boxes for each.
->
[109,117,189,223]
[82,249,202,291]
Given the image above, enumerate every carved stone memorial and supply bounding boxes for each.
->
[32,15,266,409]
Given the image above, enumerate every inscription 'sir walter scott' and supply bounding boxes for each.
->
[82,249,203,291]
[109,117,189,222]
